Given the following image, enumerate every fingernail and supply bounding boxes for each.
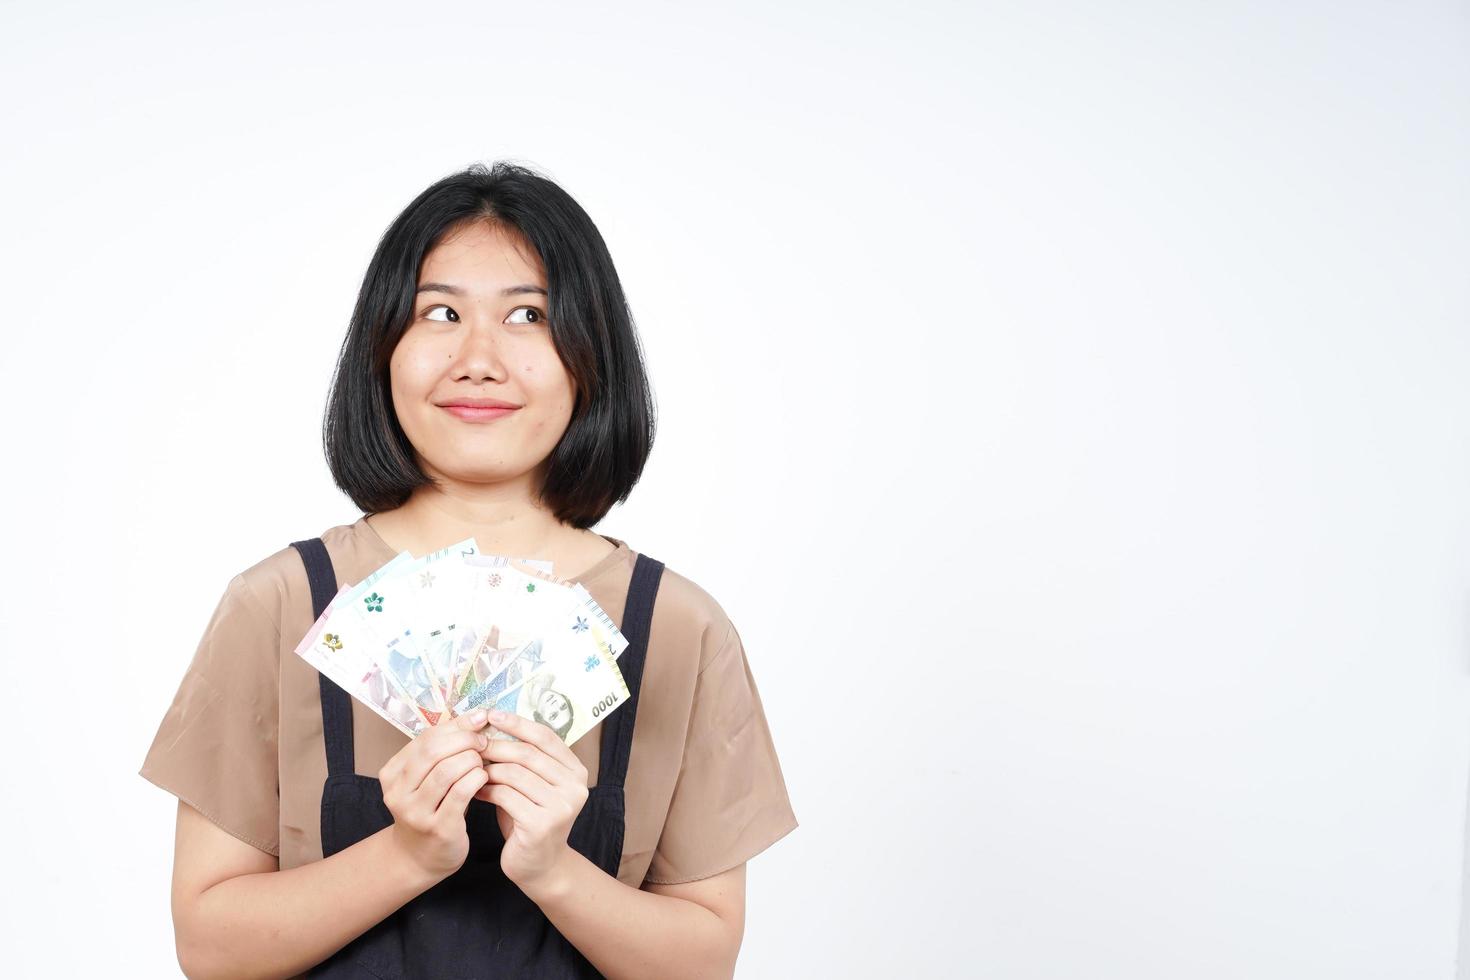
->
[489,709,508,723]
[471,710,487,724]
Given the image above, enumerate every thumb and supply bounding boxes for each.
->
[452,708,490,732]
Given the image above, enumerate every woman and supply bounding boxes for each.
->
[139,161,798,979]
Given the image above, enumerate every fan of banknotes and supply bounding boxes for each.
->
[294,538,630,746]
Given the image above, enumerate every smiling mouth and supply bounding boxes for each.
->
[439,404,519,422]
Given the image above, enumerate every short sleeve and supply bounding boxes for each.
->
[644,621,798,885]
[138,573,281,856]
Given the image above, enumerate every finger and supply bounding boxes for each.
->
[410,748,485,817]
[485,761,557,807]
[401,731,488,795]
[378,748,405,789]
[481,782,538,825]
[483,736,586,789]
[381,711,457,787]
[401,722,490,793]
[488,710,580,770]
[436,765,490,821]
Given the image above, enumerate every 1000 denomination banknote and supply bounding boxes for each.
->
[451,570,633,745]
[475,639,631,747]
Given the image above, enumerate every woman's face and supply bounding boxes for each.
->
[390,219,575,489]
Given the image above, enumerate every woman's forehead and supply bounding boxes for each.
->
[422,220,545,287]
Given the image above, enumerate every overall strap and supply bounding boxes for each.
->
[289,538,355,778]
[598,552,665,789]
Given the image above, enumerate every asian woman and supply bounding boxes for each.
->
[140,161,797,979]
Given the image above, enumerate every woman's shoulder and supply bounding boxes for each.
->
[223,519,376,625]
[622,549,741,675]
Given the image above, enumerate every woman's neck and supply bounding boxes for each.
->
[365,486,610,573]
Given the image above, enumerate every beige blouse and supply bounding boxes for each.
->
[140,516,798,887]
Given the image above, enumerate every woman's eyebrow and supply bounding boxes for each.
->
[416,282,548,297]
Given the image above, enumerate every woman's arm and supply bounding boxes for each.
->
[526,854,746,980]
[171,709,496,980]
[171,802,440,980]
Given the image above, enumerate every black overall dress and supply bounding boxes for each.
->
[289,537,666,979]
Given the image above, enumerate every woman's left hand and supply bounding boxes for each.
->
[475,709,590,889]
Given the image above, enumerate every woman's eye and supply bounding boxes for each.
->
[423,305,458,323]
[506,306,546,325]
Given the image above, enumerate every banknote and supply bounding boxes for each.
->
[493,560,630,661]
[449,560,601,701]
[399,539,488,698]
[308,639,429,737]
[448,556,562,698]
[475,639,631,747]
[437,554,555,701]
[377,624,447,725]
[355,537,480,718]
[296,583,430,736]
[395,593,478,716]
[453,629,533,702]
[450,564,632,745]
[359,542,557,709]
[564,581,629,661]
[301,546,444,727]
[453,570,629,712]
[289,549,426,731]
[453,638,548,712]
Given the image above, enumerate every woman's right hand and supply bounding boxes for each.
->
[378,708,493,881]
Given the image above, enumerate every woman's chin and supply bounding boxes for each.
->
[431,464,535,487]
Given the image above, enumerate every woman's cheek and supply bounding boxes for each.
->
[395,339,432,374]
[392,343,444,397]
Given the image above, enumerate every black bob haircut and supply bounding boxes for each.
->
[323,161,656,529]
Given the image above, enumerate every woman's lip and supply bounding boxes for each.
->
[440,405,519,422]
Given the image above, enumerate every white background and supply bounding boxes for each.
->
[2,1,1467,977]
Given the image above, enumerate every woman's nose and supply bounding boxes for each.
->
[448,318,508,381]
